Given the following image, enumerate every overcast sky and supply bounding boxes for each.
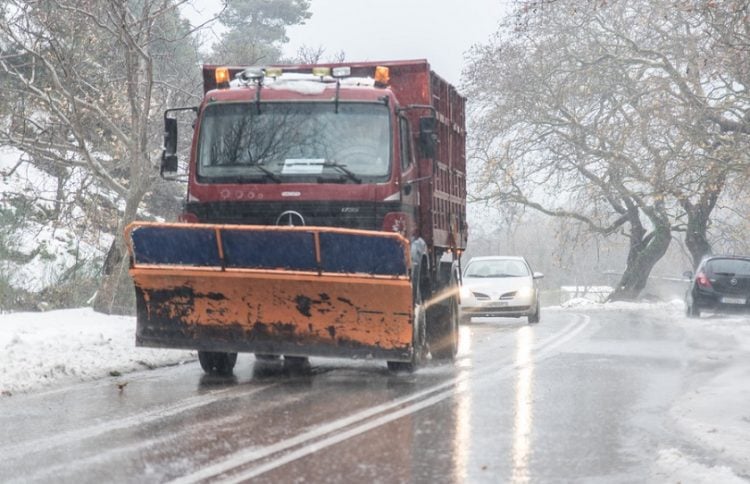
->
[283,0,510,86]
[186,0,510,87]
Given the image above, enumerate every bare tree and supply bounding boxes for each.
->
[465,0,750,299]
[286,45,346,65]
[0,0,201,313]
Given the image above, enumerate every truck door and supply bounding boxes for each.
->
[399,115,419,239]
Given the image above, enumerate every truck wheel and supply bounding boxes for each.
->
[388,282,427,373]
[283,355,310,371]
[255,354,280,361]
[429,296,459,361]
[198,351,238,375]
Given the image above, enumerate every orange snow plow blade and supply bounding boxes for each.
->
[125,222,415,361]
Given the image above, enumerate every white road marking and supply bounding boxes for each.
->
[174,314,592,483]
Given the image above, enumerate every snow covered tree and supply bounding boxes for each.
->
[0,0,201,313]
[208,0,311,65]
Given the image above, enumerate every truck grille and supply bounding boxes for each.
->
[185,201,398,231]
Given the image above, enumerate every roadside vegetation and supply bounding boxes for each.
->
[0,0,748,311]
[465,0,750,300]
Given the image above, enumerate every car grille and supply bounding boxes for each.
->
[471,291,517,301]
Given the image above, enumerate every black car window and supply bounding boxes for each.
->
[705,259,750,276]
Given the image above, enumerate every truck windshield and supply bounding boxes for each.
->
[197,102,391,182]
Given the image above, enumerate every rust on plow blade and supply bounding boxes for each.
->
[126,222,415,361]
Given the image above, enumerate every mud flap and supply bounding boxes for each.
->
[126,223,415,362]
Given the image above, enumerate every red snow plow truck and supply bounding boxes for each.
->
[126,60,467,374]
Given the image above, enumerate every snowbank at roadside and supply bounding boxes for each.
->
[0,308,193,396]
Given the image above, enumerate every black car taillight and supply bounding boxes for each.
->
[696,272,712,288]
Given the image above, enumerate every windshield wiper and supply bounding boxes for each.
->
[249,164,281,183]
[323,161,362,184]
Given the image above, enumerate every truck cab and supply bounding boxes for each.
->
[167,65,425,242]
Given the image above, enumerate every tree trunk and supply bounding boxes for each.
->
[681,182,722,269]
[92,187,146,315]
[609,210,672,301]
[684,212,712,269]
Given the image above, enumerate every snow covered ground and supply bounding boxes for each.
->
[1,299,749,481]
[0,308,194,396]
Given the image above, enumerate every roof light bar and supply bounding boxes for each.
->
[332,66,351,78]
[238,67,264,81]
[265,67,283,78]
[312,67,331,78]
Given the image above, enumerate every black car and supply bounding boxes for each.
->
[684,255,750,317]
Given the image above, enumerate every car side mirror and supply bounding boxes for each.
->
[683,271,693,279]
[533,272,544,280]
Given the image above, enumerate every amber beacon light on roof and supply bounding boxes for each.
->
[211,64,391,88]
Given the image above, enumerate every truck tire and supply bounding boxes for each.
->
[255,354,280,361]
[198,351,238,375]
[388,278,427,373]
[429,296,459,361]
[283,355,310,372]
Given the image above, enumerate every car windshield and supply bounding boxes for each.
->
[706,259,750,276]
[197,102,390,182]
[464,259,529,278]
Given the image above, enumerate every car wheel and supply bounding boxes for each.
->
[198,351,238,375]
[528,300,540,324]
[686,303,701,318]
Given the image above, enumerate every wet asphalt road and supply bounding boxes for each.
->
[0,308,700,483]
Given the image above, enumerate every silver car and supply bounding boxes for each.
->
[459,256,543,324]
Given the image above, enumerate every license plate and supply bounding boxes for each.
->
[489,301,509,307]
[721,297,746,305]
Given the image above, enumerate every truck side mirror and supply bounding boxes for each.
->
[419,116,437,158]
[161,117,178,175]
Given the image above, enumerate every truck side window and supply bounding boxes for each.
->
[399,116,414,171]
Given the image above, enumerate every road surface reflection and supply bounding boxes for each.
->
[512,326,535,483]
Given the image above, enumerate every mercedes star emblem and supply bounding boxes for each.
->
[276,210,305,226]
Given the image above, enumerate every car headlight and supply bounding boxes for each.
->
[517,286,533,298]
[460,285,472,300]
